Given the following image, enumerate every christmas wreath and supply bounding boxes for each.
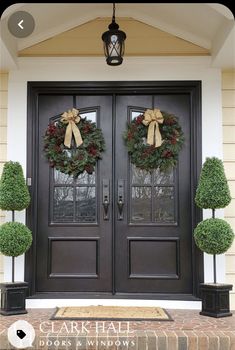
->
[123,109,184,172]
[43,108,105,177]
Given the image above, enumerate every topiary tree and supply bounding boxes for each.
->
[0,161,30,215]
[195,157,231,209]
[0,161,31,282]
[194,157,234,283]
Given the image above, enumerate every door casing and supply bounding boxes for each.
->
[26,81,203,300]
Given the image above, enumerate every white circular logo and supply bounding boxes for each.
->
[7,320,35,349]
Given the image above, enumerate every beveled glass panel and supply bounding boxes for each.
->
[154,168,174,185]
[53,187,74,222]
[75,170,96,185]
[131,187,151,222]
[131,164,151,185]
[79,111,96,124]
[54,169,74,185]
[154,186,175,223]
[76,187,96,222]
[131,111,142,120]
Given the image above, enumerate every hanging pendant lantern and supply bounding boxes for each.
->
[101,3,126,66]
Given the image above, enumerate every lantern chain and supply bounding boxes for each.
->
[112,3,116,23]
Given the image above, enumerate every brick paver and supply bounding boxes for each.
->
[0,309,235,349]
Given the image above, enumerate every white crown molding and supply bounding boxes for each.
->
[17,56,212,67]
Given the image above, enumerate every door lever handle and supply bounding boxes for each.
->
[117,196,124,220]
[103,196,109,220]
[102,179,110,220]
[117,179,124,220]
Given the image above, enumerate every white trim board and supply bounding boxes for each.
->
[26,299,202,310]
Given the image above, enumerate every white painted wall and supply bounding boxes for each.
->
[5,56,223,308]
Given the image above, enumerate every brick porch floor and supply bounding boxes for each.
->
[0,308,235,349]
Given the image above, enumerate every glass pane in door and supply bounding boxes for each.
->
[129,110,177,225]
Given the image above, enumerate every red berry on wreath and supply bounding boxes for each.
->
[127,131,133,140]
[162,150,173,158]
[48,124,57,135]
[165,118,175,126]
[77,154,84,161]
[83,124,91,134]
[136,115,144,125]
[88,146,97,156]
[54,145,62,153]
[85,164,94,174]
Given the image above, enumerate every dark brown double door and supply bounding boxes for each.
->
[27,82,202,298]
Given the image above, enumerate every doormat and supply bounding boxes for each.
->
[51,306,173,321]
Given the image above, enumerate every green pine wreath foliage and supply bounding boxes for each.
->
[43,117,105,177]
[123,112,184,172]
[195,157,231,209]
[194,218,234,255]
[0,222,32,257]
[0,161,30,211]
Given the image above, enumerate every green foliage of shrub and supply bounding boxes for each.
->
[194,218,234,255]
[0,222,32,257]
[0,161,30,211]
[195,157,231,209]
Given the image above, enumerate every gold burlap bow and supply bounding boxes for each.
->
[142,109,164,148]
[60,108,83,148]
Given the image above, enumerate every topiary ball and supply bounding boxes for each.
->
[194,218,234,255]
[0,222,32,257]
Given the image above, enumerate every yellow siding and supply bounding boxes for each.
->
[222,72,235,89]
[224,144,235,161]
[223,70,235,310]
[223,126,235,143]
[0,72,8,282]
[223,108,235,125]
[222,91,235,108]
[224,162,235,180]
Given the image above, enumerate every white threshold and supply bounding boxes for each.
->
[26,299,201,310]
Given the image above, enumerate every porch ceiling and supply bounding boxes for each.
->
[0,3,234,70]
[18,18,210,57]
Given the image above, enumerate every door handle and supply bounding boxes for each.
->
[117,179,124,220]
[102,179,110,220]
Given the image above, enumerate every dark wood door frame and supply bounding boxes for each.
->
[26,81,203,300]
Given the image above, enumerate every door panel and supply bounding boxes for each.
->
[36,95,113,292]
[115,95,192,293]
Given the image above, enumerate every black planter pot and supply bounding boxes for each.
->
[200,283,233,317]
[0,282,28,315]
